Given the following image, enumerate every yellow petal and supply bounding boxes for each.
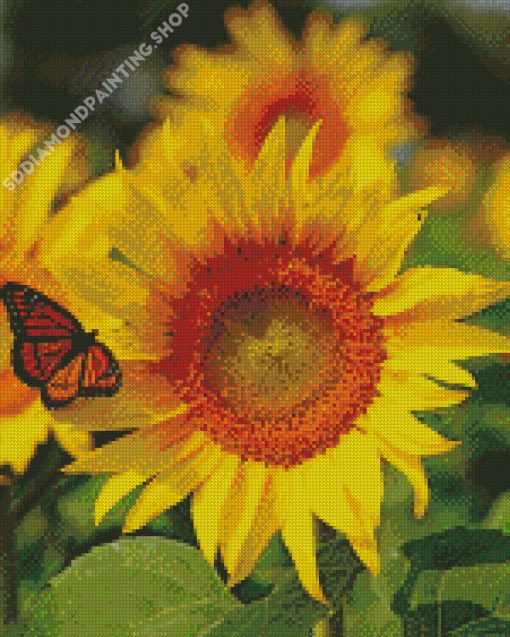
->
[62,430,164,475]
[373,267,510,320]
[122,440,222,533]
[243,114,287,221]
[377,372,469,410]
[226,471,280,589]
[385,320,510,359]
[95,470,149,525]
[51,419,93,459]
[47,253,148,321]
[16,139,76,255]
[168,49,256,110]
[383,351,477,388]
[349,536,380,578]
[39,171,125,268]
[220,460,268,576]
[479,153,510,256]
[376,437,429,518]
[192,453,241,565]
[355,185,449,292]
[226,2,294,64]
[350,136,396,194]
[156,441,223,498]
[332,430,383,530]
[291,119,322,206]
[360,404,460,456]
[0,401,50,474]
[306,452,372,541]
[278,466,328,605]
[122,478,185,534]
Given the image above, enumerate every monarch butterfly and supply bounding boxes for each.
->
[0,282,122,409]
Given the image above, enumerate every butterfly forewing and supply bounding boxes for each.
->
[1,283,81,337]
[17,340,74,385]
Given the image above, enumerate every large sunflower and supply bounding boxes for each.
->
[39,110,510,604]
[151,1,424,181]
[0,113,93,473]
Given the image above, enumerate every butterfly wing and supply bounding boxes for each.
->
[80,343,122,398]
[1,282,82,338]
[17,340,75,387]
[42,353,86,408]
[1,282,122,409]
[1,282,84,388]
[36,344,122,409]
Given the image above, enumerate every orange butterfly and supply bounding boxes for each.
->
[1,282,122,409]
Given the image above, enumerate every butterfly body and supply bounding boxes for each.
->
[1,282,122,409]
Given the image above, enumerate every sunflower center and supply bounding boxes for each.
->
[154,237,387,468]
[204,301,334,418]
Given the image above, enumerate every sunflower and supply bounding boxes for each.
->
[150,1,424,181]
[39,109,510,604]
[0,113,94,473]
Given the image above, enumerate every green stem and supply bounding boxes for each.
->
[0,468,17,627]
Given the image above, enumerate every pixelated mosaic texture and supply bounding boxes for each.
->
[1,1,510,635]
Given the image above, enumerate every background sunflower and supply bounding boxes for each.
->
[1,1,509,636]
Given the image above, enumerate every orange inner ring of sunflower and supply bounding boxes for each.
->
[153,236,387,468]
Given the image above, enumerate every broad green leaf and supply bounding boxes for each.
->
[410,563,510,619]
[401,527,510,570]
[450,615,510,635]
[403,601,490,636]
[21,537,241,637]
[202,538,361,637]
[343,571,405,637]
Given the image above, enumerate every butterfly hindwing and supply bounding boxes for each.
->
[80,343,122,398]
[42,353,86,408]
[1,282,122,409]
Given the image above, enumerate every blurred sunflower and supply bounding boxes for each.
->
[0,113,93,473]
[39,109,510,604]
[150,1,424,180]
[474,152,510,258]
[407,139,479,209]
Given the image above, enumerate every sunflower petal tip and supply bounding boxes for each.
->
[414,501,427,519]
[290,118,322,195]
[115,149,123,171]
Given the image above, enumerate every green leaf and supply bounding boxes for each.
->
[450,614,510,635]
[202,576,327,637]
[21,537,241,637]
[203,538,362,637]
[409,562,510,621]
[15,506,48,551]
[481,491,510,535]
[401,527,510,570]
[404,601,490,636]
[343,571,405,637]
